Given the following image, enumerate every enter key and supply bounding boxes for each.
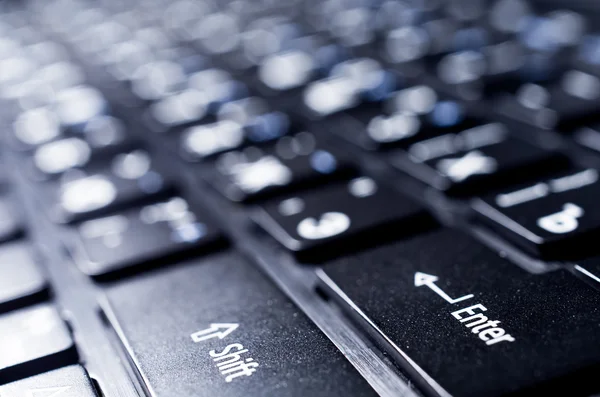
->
[318,229,600,397]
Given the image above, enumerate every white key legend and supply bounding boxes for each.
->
[414,272,474,304]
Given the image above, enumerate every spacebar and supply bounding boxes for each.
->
[102,252,377,397]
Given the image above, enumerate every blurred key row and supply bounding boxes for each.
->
[2,1,599,271]
[4,1,600,396]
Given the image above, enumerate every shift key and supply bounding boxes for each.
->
[319,229,600,397]
[102,252,378,397]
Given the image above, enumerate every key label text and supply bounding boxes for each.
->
[414,271,516,346]
[191,323,260,383]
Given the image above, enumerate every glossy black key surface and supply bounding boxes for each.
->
[29,138,94,179]
[390,122,563,194]
[103,253,378,397]
[147,94,214,133]
[572,34,600,78]
[72,197,223,279]
[209,132,354,202]
[10,86,109,152]
[299,58,400,119]
[145,68,248,132]
[179,105,290,161]
[437,42,572,99]
[11,108,62,151]
[254,177,428,260]
[48,149,171,223]
[0,197,22,242]
[431,42,526,100]
[473,168,600,259]
[0,241,48,313]
[218,97,291,145]
[252,43,340,95]
[572,123,600,153]
[319,229,600,397]
[180,120,245,161]
[77,115,133,152]
[0,304,77,384]
[0,365,97,396]
[28,117,136,180]
[495,70,600,131]
[332,85,479,151]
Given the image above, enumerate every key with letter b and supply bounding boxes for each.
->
[537,203,583,234]
[473,168,600,259]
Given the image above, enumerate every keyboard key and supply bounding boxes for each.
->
[390,122,564,195]
[301,58,399,118]
[254,177,428,260]
[0,241,48,313]
[146,68,248,132]
[319,229,600,397]
[0,304,77,384]
[72,197,224,279]
[180,120,244,161]
[103,253,378,397]
[187,69,248,112]
[150,74,258,136]
[28,116,136,180]
[217,97,290,144]
[180,109,290,161]
[432,42,525,100]
[130,60,187,102]
[473,168,600,259]
[576,34,600,77]
[256,49,320,92]
[495,70,600,131]
[0,365,97,396]
[209,133,354,202]
[31,137,93,178]
[55,85,108,128]
[331,86,479,151]
[0,197,22,242]
[572,123,600,153]
[12,108,62,150]
[81,115,132,153]
[48,149,172,223]
[434,41,573,100]
[384,21,457,70]
[148,92,212,132]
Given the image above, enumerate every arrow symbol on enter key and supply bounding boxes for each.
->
[414,272,473,304]
[190,323,239,343]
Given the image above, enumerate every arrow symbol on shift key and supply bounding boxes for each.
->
[190,323,239,343]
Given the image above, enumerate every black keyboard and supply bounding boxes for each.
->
[3,0,600,396]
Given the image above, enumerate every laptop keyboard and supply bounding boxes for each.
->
[2,0,600,396]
